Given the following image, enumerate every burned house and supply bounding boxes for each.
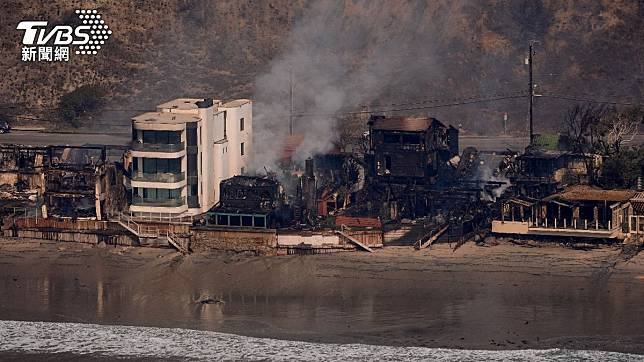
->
[205,175,288,229]
[44,146,109,219]
[367,115,459,184]
[0,145,48,217]
[493,185,635,240]
[0,145,127,220]
[510,149,601,198]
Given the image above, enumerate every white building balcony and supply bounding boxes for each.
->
[132,141,185,153]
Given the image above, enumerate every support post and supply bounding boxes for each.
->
[528,41,535,145]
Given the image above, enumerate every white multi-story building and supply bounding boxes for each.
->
[128,98,252,216]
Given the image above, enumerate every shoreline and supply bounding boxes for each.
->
[1,238,643,355]
[1,321,643,362]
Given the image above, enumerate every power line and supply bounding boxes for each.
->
[364,90,526,108]
[290,92,528,118]
[540,93,643,106]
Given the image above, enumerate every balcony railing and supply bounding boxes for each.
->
[132,196,186,207]
[132,142,185,153]
[528,218,613,231]
[131,172,185,183]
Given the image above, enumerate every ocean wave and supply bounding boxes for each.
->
[0,320,641,361]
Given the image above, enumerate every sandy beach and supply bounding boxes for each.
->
[1,237,643,356]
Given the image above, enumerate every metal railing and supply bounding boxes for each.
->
[128,211,194,224]
[115,212,160,237]
[529,218,613,231]
[166,230,191,254]
[131,196,186,207]
[131,142,185,153]
[131,172,185,183]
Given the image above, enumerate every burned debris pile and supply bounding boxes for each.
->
[2,113,641,252]
[225,113,641,247]
[203,175,290,229]
[0,145,127,220]
[229,115,510,246]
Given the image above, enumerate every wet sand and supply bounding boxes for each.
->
[1,237,643,355]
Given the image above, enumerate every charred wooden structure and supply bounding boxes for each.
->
[205,175,289,228]
[509,148,600,199]
[366,115,459,184]
[0,145,48,217]
[494,185,636,241]
[0,145,127,220]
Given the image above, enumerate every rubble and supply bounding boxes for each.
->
[0,145,127,220]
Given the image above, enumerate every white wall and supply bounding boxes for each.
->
[277,233,340,246]
[131,98,253,216]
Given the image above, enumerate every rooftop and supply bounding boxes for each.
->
[157,98,219,110]
[132,112,200,125]
[281,134,305,160]
[221,99,251,108]
[631,192,644,213]
[221,175,277,188]
[547,185,637,203]
[369,116,444,132]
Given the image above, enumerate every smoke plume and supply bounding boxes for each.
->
[251,1,465,171]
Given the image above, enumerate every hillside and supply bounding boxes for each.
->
[1,0,642,136]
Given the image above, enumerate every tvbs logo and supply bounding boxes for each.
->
[17,9,111,62]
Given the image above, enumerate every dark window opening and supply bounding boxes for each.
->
[143,188,156,199]
[187,128,198,146]
[189,184,198,196]
[223,111,227,138]
[217,215,229,226]
[240,117,244,131]
[254,216,265,228]
[230,215,241,226]
[241,142,245,156]
[242,216,253,227]
[141,187,181,200]
[141,130,181,144]
[383,133,400,143]
[188,154,198,176]
[384,155,392,171]
[139,158,181,174]
[402,133,421,144]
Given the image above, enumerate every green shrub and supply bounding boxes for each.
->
[533,133,559,150]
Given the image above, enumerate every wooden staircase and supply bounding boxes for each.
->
[415,224,449,249]
[113,213,190,253]
[335,230,374,252]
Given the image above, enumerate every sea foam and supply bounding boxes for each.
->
[0,320,641,361]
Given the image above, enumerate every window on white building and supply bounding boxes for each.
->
[241,142,245,156]
[240,117,244,131]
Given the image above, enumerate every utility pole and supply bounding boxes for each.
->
[528,42,534,145]
[289,68,294,135]
[527,41,537,146]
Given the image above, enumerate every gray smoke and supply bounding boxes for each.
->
[251,1,465,172]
